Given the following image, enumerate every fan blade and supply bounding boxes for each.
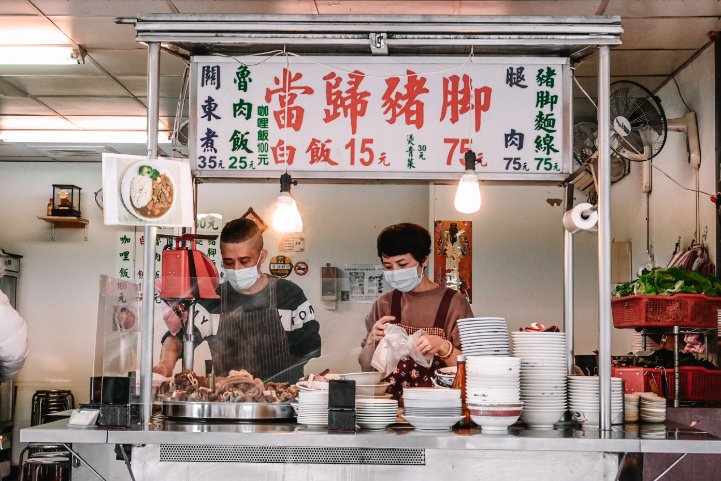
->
[626,97,665,135]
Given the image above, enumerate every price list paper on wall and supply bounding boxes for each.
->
[191,56,569,180]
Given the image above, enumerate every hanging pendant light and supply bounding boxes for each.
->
[454,150,481,214]
[272,172,303,233]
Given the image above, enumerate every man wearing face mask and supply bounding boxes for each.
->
[153,218,321,382]
[359,223,473,399]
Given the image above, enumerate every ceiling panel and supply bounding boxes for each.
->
[0,4,36,15]
[0,98,56,116]
[574,49,695,77]
[139,97,190,118]
[606,0,721,17]
[2,75,130,97]
[619,18,721,50]
[37,97,147,116]
[31,0,172,17]
[173,0,317,14]
[0,15,69,44]
[316,1,455,15]
[49,16,141,50]
[0,115,77,129]
[63,116,150,130]
[118,76,186,97]
[0,63,104,77]
[0,144,48,157]
[87,50,187,77]
[458,1,598,16]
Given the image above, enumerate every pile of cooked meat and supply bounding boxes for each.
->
[157,369,299,403]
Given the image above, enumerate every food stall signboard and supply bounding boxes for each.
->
[190,56,569,180]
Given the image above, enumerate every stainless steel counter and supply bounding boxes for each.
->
[20,419,721,454]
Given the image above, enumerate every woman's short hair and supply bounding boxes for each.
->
[377,223,431,262]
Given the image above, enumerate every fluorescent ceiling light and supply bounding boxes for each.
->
[0,130,172,144]
[0,46,83,65]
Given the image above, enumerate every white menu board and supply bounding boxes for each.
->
[190,56,569,180]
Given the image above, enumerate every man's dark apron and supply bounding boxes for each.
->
[207,278,295,380]
[384,288,456,399]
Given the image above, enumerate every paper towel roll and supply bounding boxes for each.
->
[563,202,598,233]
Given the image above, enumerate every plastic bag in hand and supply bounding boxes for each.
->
[371,323,434,377]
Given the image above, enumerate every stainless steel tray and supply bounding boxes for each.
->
[162,400,294,421]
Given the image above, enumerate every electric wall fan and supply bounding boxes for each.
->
[610,80,700,192]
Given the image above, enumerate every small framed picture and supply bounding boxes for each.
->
[241,207,267,233]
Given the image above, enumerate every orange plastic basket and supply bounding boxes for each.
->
[611,294,721,329]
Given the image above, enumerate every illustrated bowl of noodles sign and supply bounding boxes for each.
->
[269,255,293,278]
[121,161,175,221]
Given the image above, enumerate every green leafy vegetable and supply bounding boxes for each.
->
[613,267,721,298]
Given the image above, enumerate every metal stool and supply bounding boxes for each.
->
[18,448,71,481]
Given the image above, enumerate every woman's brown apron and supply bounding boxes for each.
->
[384,288,456,399]
[208,278,295,380]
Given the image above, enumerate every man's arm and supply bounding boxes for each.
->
[153,335,182,377]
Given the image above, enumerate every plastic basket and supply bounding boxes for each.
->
[611,294,721,329]
[612,366,721,402]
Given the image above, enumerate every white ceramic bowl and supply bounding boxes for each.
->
[356,383,390,396]
[341,372,383,385]
[469,410,522,433]
[520,408,566,428]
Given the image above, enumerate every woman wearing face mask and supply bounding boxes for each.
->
[154,218,321,382]
[359,223,473,399]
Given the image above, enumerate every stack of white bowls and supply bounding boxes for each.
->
[458,317,510,356]
[511,331,567,429]
[465,356,522,432]
[356,398,399,430]
[403,388,464,431]
[295,390,328,427]
[567,376,624,427]
[639,393,666,423]
[624,393,640,423]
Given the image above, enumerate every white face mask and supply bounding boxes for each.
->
[223,258,262,292]
[383,263,424,292]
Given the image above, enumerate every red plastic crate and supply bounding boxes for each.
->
[613,366,676,399]
[612,366,721,402]
[611,294,721,329]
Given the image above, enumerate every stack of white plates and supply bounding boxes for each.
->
[465,356,521,404]
[457,317,510,356]
[295,390,328,427]
[639,393,667,423]
[567,376,624,426]
[356,398,399,430]
[511,331,567,429]
[403,388,464,431]
[717,308,721,337]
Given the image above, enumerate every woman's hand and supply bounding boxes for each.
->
[415,334,449,356]
[368,315,396,343]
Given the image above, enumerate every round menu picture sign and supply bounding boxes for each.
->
[269,255,293,278]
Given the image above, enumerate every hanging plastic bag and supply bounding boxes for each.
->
[371,323,434,378]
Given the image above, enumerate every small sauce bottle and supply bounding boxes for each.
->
[47,198,53,216]
[452,354,474,428]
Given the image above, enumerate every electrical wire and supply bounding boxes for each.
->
[652,163,714,196]
[571,69,598,110]
[215,48,470,79]
[672,76,692,113]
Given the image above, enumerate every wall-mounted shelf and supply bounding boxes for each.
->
[38,216,89,241]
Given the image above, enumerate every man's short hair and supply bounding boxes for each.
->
[377,223,431,263]
[220,218,263,248]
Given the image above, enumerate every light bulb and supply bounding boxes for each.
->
[454,170,481,213]
[272,192,303,233]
